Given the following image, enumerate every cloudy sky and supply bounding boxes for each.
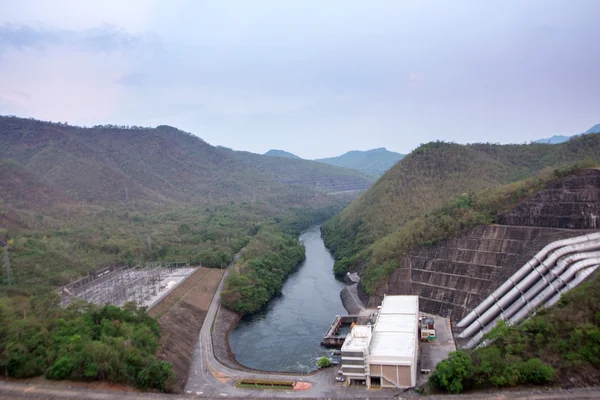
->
[0,0,599,158]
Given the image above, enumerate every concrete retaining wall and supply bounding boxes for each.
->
[369,169,600,324]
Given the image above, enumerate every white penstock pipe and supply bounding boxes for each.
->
[467,264,600,350]
[508,258,600,325]
[464,249,600,346]
[459,239,600,339]
[457,232,600,330]
[544,266,599,309]
[500,249,600,321]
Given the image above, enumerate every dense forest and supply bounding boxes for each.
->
[0,116,358,389]
[0,297,174,391]
[0,116,372,205]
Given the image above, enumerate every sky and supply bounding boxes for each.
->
[0,0,599,158]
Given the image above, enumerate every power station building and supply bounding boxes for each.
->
[340,295,419,388]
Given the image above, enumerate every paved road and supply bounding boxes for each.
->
[2,379,600,400]
[3,254,598,399]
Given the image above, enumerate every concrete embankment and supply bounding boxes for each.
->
[368,168,600,329]
[340,284,364,315]
[211,306,247,371]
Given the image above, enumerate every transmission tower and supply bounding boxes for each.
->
[3,246,14,287]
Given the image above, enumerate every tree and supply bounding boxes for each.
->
[317,356,331,368]
[430,350,472,394]
[2,247,14,286]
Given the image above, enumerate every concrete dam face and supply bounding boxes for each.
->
[368,169,600,325]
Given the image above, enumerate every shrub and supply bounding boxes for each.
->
[136,360,175,391]
[430,350,472,394]
[519,358,553,384]
[317,356,332,368]
[46,356,74,380]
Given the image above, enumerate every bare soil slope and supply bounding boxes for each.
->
[149,267,224,392]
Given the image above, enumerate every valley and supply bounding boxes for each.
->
[2,116,600,398]
[1,1,600,398]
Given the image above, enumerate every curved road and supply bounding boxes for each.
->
[2,258,599,399]
[183,257,383,398]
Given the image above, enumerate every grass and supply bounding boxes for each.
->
[236,379,295,389]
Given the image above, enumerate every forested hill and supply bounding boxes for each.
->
[0,116,372,205]
[323,135,600,278]
[263,149,301,159]
[314,147,405,177]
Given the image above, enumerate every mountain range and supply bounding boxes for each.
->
[0,116,373,207]
[534,123,600,144]
[264,147,405,177]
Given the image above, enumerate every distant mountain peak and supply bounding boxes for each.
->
[534,122,600,144]
[534,135,572,144]
[584,123,600,135]
[263,149,301,159]
[314,148,405,177]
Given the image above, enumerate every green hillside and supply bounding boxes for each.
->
[227,148,374,193]
[0,116,372,205]
[0,116,363,388]
[322,136,600,289]
[0,115,366,294]
[314,147,405,177]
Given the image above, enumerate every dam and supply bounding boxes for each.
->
[367,169,600,341]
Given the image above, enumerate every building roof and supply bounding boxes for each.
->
[373,313,416,333]
[341,325,371,353]
[369,295,419,362]
[369,331,415,359]
[379,295,419,315]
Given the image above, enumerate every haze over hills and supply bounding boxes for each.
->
[534,122,600,144]
[314,147,405,177]
[264,147,405,177]
[263,149,301,159]
[0,116,372,206]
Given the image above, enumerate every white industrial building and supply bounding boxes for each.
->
[340,295,419,388]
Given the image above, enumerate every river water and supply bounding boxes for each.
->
[228,225,347,373]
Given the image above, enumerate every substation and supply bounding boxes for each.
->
[60,261,196,308]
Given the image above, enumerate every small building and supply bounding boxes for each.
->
[340,295,419,389]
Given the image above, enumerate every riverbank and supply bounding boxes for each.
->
[211,305,324,375]
[221,225,349,373]
[211,305,247,371]
[212,283,364,374]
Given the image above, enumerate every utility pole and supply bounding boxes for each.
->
[147,235,152,251]
[3,245,14,287]
[125,186,129,202]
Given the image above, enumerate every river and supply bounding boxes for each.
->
[228,225,347,373]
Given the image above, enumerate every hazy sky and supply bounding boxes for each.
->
[0,0,599,158]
